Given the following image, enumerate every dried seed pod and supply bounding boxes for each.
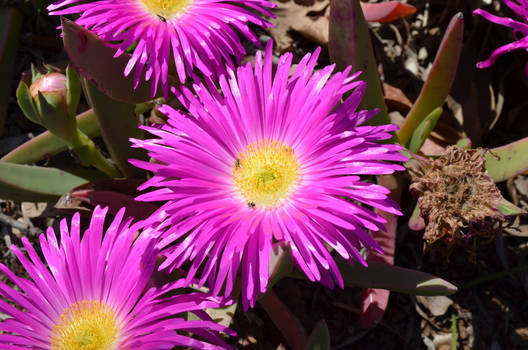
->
[409,146,507,258]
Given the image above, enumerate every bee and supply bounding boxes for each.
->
[234,158,241,168]
[247,201,256,209]
[157,14,167,22]
[285,146,294,154]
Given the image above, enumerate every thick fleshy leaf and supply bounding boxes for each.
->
[305,320,330,350]
[360,174,401,328]
[0,162,103,202]
[485,137,528,183]
[66,66,81,118]
[61,18,155,104]
[397,13,464,145]
[259,290,307,350]
[0,8,22,133]
[329,0,389,126]
[288,256,457,295]
[361,1,416,23]
[1,109,100,164]
[408,107,442,154]
[408,203,425,231]
[55,178,158,219]
[455,137,472,149]
[336,258,457,295]
[16,81,40,124]
[83,79,147,178]
[497,198,525,216]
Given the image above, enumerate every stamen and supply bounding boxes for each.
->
[51,300,119,350]
[140,0,189,20]
[232,140,300,209]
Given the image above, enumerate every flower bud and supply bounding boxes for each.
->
[17,67,82,146]
[29,72,68,109]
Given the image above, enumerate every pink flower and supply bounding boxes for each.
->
[0,206,234,349]
[47,0,274,97]
[131,41,406,309]
[473,1,528,73]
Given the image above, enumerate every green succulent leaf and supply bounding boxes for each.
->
[66,66,81,118]
[16,81,41,124]
[288,255,456,295]
[36,91,78,145]
[398,13,464,145]
[485,136,528,183]
[328,0,389,126]
[1,109,100,164]
[408,107,442,153]
[455,137,472,149]
[408,203,425,231]
[61,18,156,104]
[305,320,330,350]
[83,79,147,178]
[497,198,525,216]
[336,258,457,295]
[31,63,41,83]
[0,162,101,202]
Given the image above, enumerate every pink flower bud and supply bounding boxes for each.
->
[29,72,67,107]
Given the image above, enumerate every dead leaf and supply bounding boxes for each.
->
[416,295,453,317]
[269,0,416,52]
[383,82,413,114]
[269,0,330,52]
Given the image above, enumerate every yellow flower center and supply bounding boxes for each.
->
[51,300,119,350]
[140,0,189,20]
[232,140,300,209]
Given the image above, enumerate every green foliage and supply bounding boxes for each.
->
[408,107,442,153]
[398,13,464,145]
[61,18,160,103]
[328,0,389,126]
[0,162,105,202]
[486,137,528,182]
[305,321,330,350]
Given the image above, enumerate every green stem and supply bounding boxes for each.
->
[1,109,99,164]
[451,313,457,350]
[69,130,122,178]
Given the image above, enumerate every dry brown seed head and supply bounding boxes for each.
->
[409,146,505,255]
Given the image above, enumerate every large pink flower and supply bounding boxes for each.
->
[0,206,234,349]
[48,0,274,97]
[131,41,406,309]
[474,0,528,73]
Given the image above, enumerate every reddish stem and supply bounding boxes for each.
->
[258,289,307,350]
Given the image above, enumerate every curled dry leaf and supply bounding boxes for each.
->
[269,0,329,52]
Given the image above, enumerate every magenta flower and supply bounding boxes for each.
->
[130,41,406,309]
[0,206,234,349]
[47,0,274,97]
[473,1,528,73]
